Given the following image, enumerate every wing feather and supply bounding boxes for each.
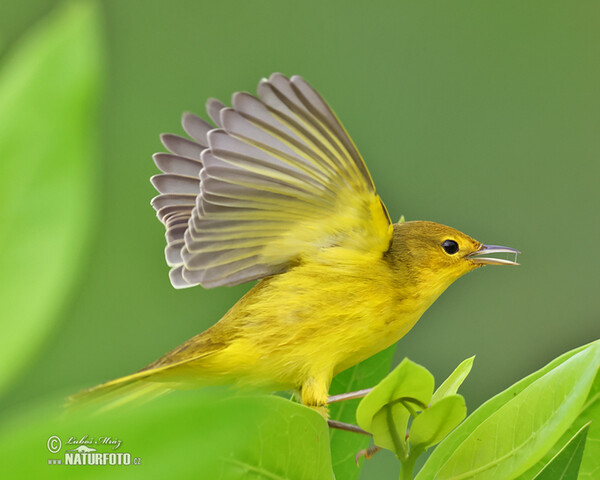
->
[181,112,211,145]
[151,194,196,210]
[160,133,205,159]
[151,174,200,195]
[206,99,226,127]
[153,153,202,177]
[151,74,392,288]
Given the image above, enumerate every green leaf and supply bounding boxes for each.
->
[409,394,466,449]
[0,1,102,394]
[516,369,600,480]
[557,372,599,480]
[416,340,600,480]
[328,345,396,479]
[356,358,434,456]
[431,356,474,404]
[0,391,333,479]
[531,422,590,480]
[416,342,591,479]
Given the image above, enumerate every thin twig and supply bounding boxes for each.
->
[327,388,373,404]
[327,420,372,436]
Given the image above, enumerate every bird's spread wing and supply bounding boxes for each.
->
[151,73,392,288]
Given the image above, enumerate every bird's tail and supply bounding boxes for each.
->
[67,368,175,413]
[68,336,237,412]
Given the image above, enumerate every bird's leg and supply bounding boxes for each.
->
[327,387,373,404]
[302,376,372,432]
[327,419,371,436]
[301,375,331,419]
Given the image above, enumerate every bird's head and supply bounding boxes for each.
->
[387,220,519,298]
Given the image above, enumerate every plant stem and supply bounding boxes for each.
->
[386,404,407,459]
[399,399,418,418]
[399,453,418,480]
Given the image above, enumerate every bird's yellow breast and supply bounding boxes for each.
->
[207,246,430,392]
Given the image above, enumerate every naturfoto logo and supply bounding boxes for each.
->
[46,435,141,466]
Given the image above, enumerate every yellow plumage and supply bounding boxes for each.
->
[71,74,518,413]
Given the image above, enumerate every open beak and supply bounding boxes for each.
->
[467,244,520,266]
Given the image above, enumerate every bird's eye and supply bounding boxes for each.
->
[442,239,459,255]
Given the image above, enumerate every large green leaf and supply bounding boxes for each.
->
[559,371,600,480]
[517,369,600,480]
[531,422,590,480]
[0,1,102,394]
[416,343,591,479]
[356,358,433,456]
[416,340,600,480]
[328,345,396,480]
[0,391,333,479]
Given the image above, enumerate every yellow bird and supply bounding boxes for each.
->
[73,73,518,412]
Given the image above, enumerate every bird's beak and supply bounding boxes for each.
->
[467,244,520,266]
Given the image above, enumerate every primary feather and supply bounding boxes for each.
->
[151,73,392,289]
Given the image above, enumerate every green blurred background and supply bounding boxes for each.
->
[1,0,599,478]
